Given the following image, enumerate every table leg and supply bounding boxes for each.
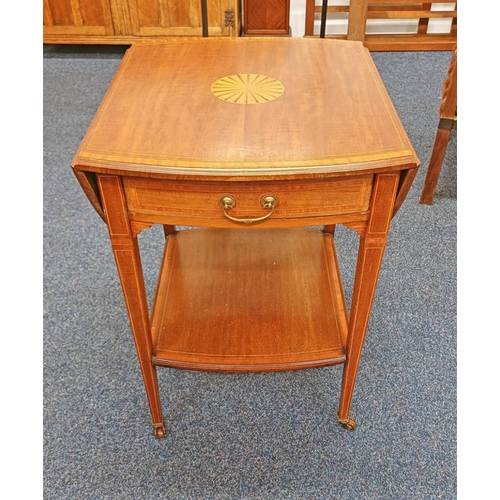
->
[98,175,165,438]
[163,225,176,238]
[337,173,399,430]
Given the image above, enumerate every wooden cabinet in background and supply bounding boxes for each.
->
[243,0,290,35]
[43,0,241,44]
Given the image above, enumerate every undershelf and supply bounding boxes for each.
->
[151,228,348,372]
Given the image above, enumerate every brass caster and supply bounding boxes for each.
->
[338,416,357,431]
[153,422,166,439]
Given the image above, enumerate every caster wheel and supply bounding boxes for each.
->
[153,423,166,439]
[338,417,357,431]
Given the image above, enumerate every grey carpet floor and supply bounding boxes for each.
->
[44,44,456,499]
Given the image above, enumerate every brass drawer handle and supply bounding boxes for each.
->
[218,194,278,224]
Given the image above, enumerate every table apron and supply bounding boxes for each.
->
[122,175,374,229]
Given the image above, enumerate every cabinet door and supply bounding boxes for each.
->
[244,0,289,35]
[127,0,240,37]
[43,0,114,39]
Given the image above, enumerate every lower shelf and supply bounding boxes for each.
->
[151,228,348,371]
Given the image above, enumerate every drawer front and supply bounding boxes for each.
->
[123,176,373,226]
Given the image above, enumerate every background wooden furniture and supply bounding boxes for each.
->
[420,47,457,204]
[71,37,419,438]
[43,0,241,43]
[305,0,457,50]
[243,0,290,35]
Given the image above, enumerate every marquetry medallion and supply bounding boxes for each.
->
[210,74,285,104]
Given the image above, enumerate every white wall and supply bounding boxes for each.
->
[288,1,456,38]
[289,0,308,37]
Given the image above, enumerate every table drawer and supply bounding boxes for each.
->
[123,176,373,226]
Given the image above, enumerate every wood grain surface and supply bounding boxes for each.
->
[72,37,418,176]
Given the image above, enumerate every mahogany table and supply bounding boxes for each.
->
[72,37,419,438]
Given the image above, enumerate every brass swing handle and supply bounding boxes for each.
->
[218,194,278,224]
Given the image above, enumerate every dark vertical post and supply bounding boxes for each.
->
[201,0,209,37]
[320,0,328,38]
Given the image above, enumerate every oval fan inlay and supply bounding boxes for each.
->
[210,74,285,104]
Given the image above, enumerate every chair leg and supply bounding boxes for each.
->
[420,127,452,205]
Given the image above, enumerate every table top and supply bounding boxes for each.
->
[72,37,418,178]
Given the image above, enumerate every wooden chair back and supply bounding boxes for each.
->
[305,0,457,51]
